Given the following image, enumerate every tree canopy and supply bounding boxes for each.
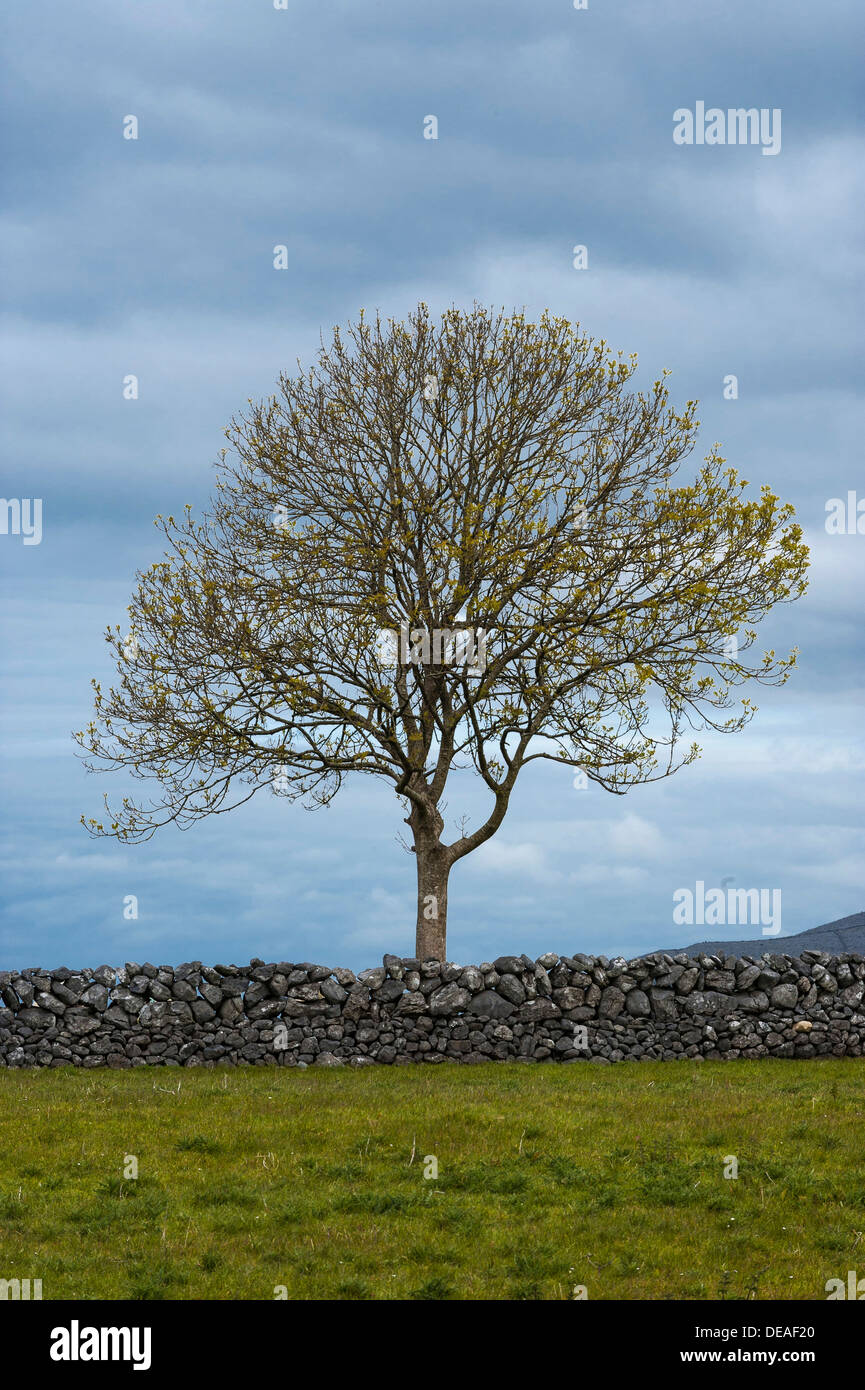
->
[76,304,809,959]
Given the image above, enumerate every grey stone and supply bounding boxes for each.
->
[394,991,427,1015]
[736,964,762,991]
[219,976,248,997]
[246,1000,282,1020]
[770,983,799,1009]
[358,967,387,989]
[705,970,736,993]
[65,1014,102,1036]
[35,992,66,1015]
[517,998,560,1022]
[736,990,770,1012]
[650,989,679,1023]
[17,1007,54,1028]
[496,974,526,1006]
[467,990,515,1020]
[552,987,584,1011]
[598,986,626,1020]
[306,965,333,983]
[493,956,523,975]
[625,989,651,1017]
[429,983,471,1016]
[374,979,405,1004]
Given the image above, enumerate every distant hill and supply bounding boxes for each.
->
[650,909,865,959]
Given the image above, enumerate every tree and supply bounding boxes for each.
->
[76,304,809,961]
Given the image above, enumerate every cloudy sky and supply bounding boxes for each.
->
[1,0,862,971]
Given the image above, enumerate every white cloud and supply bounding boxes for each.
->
[608,813,665,860]
[468,840,548,877]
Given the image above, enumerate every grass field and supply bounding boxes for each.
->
[1,1060,863,1301]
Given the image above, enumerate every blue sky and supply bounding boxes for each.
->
[1,0,862,971]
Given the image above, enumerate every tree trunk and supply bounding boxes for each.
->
[415,839,451,961]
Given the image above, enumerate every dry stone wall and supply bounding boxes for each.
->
[1,947,864,1068]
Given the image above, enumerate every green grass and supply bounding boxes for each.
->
[1,1060,863,1300]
